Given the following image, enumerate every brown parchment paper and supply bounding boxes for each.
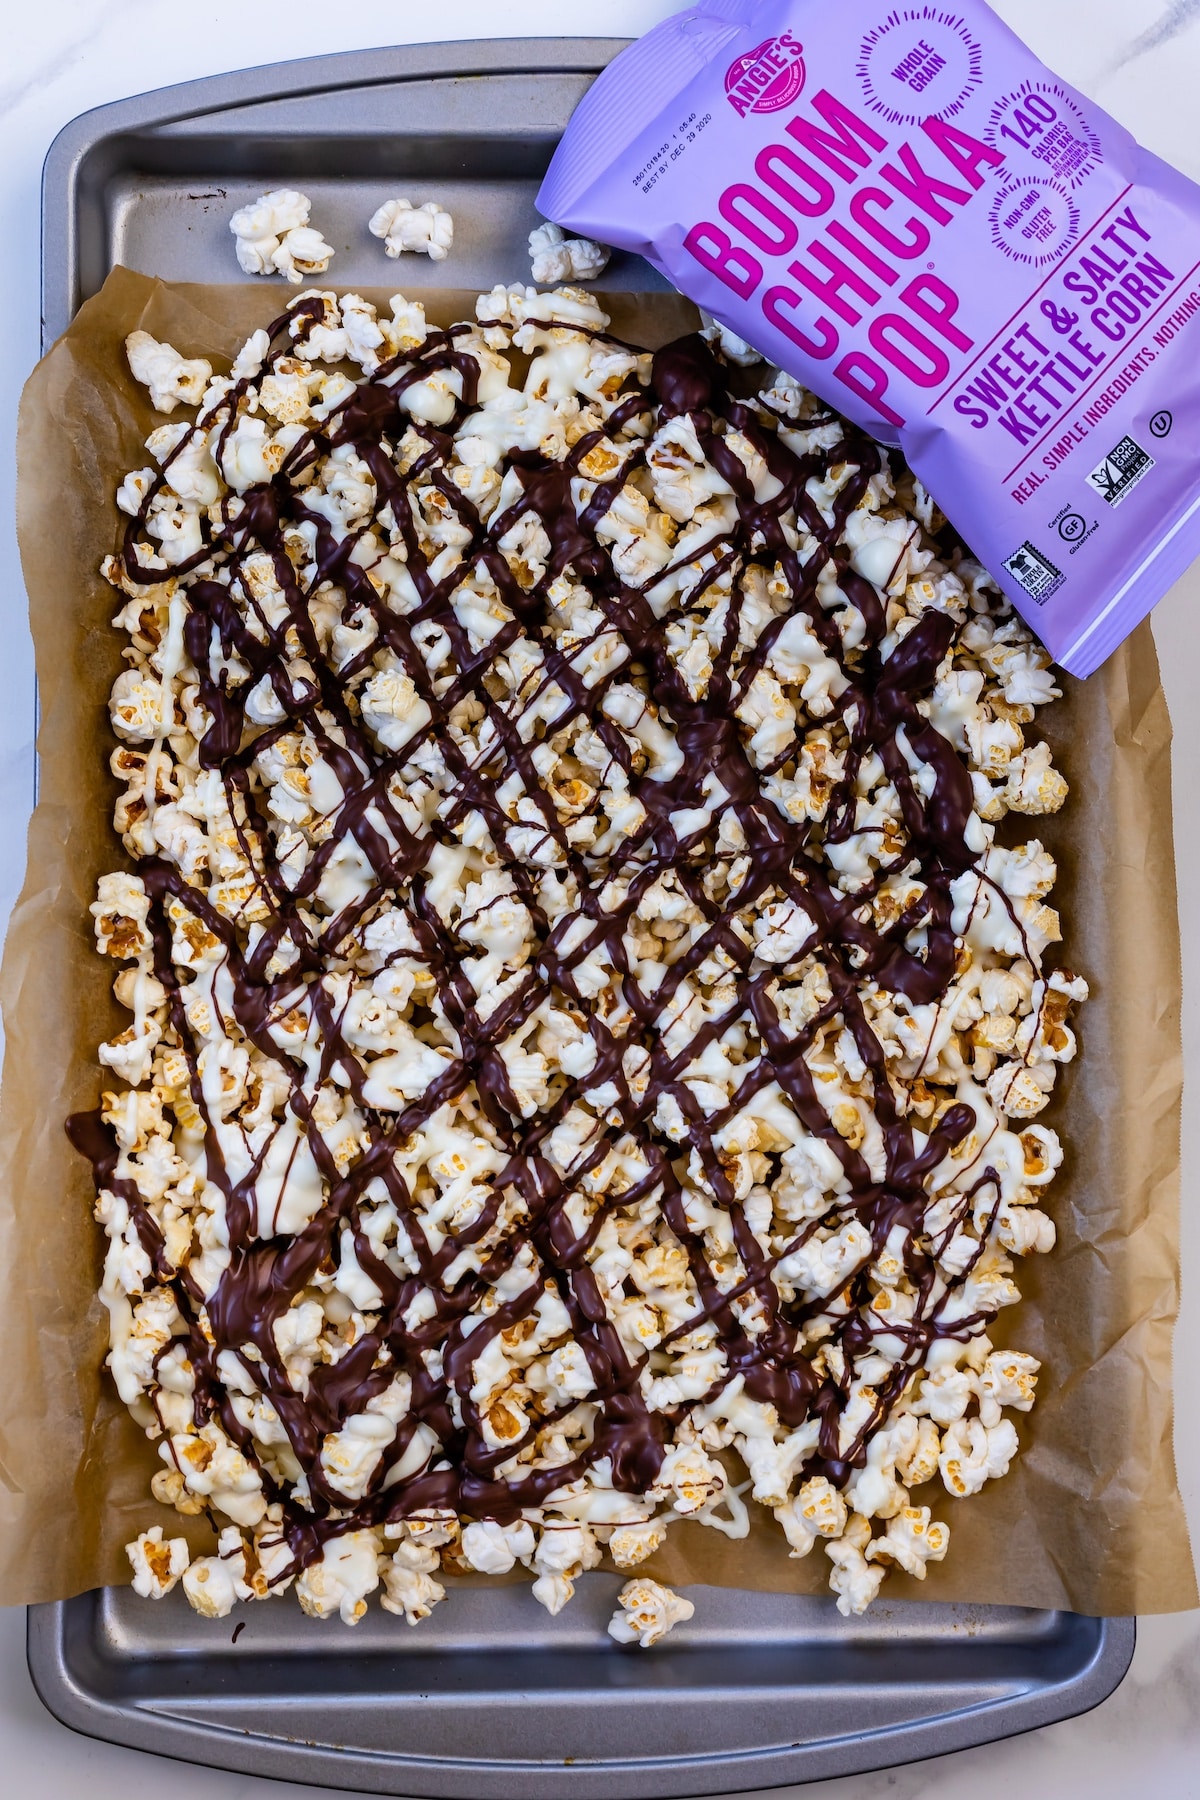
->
[1,263,1193,1615]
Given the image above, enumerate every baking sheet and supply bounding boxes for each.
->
[10,33,1174,1794]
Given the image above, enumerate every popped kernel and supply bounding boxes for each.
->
[228,189,334,284]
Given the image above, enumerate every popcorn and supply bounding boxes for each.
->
[985,1060,1055,1119]
[826,1515,886,1617]
[229,189,334,283]
[753,897,816,964]
[529,221,610,285]
[533,1522,601,1582]
[125,332,212,413]
[531,1573,576,1615]
[272,226,338,286]
[699,312,764,366]
[866,1506,950,1580]
[651,1442,725,1514]
[1003,740,1069,814]
[369,198,455,262]
[182,1527,255,1618]
[88,292,1082,1635]
[162,1423,267,1527]
[980,1350,1040,1415]
[127,1526,189,1599]
[461,1518,535,1574]
[91,871,151,958]
[295,1531,381,1624]
[607,1579,695,1648]
[381,1557,446,1624]
[608,1518,667,1568]
[939,1417,1020,1498]
[774,1476,847,1557]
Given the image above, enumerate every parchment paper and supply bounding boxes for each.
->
[1,264,1193,1615]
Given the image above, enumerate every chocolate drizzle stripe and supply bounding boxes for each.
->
[73,312,1039,1581]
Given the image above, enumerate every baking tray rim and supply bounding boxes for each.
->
[26,1597,1136,1798]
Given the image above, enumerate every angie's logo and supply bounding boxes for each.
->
[724,32,806,117]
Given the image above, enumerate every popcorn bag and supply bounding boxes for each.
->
[539,0,1200,677]
[0,264,1195,1617]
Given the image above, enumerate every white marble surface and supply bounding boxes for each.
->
[4,1,1200,1795]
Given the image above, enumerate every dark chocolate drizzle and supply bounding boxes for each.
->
[72,310,1003,1578]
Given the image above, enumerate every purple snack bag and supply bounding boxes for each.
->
[538,0,1200,675]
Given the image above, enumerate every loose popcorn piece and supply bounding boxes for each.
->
[296,1531,381,1624]
[127,1526,189,1599]
[607,1579,695,1647]
[126,332,212,414]
[826,1515,886,1617]
[229,189,334,284]
[529,221,610,285]
[182,1525,255,1618]
[866,1506,950,1580]
[775,1475,847,1558]
[81,296,1082,1635]
[380,1542,447,1624]
[369,199,454,263]
[699,311,764,367]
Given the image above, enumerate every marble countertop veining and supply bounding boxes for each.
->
[4,3,1200,1797]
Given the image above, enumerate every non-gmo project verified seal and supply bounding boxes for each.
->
[1002,541,1063,605]
[1085,434,1155,507]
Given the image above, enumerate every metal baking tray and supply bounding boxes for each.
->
[29,40,1135,1797]
[39,37,672,344]
[30,1577,1132,1798]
